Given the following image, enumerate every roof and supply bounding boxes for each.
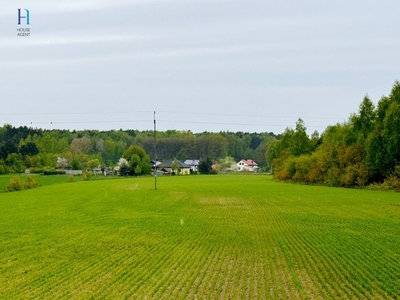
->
[241,159,258,166]
[184,159,200,166]
[151,160,162,167]
[160,159,190,168]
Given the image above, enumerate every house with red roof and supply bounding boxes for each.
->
[236,159,259,172]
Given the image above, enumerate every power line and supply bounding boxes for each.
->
[157,110,345,120]
[8,119,328,129]
[158,119,327,128]
[0,110,347,120]
[3,110,346,131]
[9,120,151,126]
[0,111,153,116]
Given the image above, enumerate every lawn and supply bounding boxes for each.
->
[0,175,399,299]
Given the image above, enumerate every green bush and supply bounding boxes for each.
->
[382,175,400,191]
[292,155,313,183]
[82,171,92,181]
[285,158,296,178]
[326,166,341,187]
[30,168,44,174]
[394,165,400,178]
[6,176,24,192]
[209,168,218,174]
[24,175,38,189]
[368,175,400,192]
[68,175,74,182]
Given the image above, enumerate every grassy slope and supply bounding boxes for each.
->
[0,175,399,299]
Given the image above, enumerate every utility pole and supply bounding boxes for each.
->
[154,111,157,190]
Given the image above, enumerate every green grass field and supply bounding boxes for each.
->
[0,174,70,189]
[0,174,122,192]
[0,175,399,299]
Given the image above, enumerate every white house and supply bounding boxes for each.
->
[236,159,259,172]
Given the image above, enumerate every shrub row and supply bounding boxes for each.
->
[6,175,38,192]
[274,153,400,190]
[274,147,369,188]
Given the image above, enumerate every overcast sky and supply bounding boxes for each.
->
[1,0,399,134]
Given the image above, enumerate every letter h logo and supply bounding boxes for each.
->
[17,9,30,25]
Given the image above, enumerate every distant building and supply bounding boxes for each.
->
[160,160,191,175]
[183,159,200,172]
[236,159,259,172]
[93,167,103,176]
[151,160,166,176]
[151,160,162,168]
[66,170,83,175]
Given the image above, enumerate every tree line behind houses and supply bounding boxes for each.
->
[0,125,277,175]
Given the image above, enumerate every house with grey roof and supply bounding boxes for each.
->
[183,159,200,172]
[160,159,191,175]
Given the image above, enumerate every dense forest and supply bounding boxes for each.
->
[0,124,278,174]
[269,81,400,190]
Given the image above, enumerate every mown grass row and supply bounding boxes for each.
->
[0,175,399,299]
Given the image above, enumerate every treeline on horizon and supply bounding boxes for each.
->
[0,124,278,174]
[268,81,400,190]
[1,80,399,190]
